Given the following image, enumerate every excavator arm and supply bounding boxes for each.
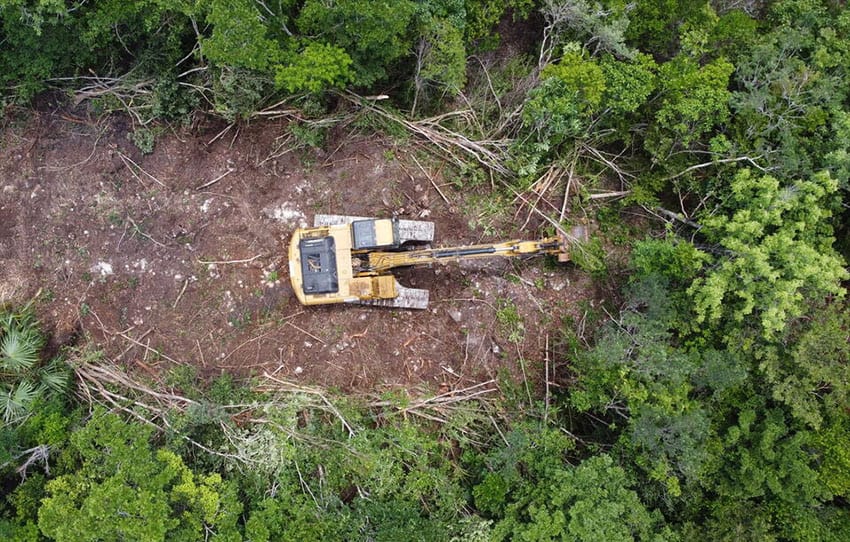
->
[362,238,564,273]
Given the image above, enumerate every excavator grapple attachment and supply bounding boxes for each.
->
[557,224,590,263]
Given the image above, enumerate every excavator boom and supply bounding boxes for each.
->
[364,238,563,273]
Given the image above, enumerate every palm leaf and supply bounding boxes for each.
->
[40,359,70,394]
[0,328,40,372]
[1,380,37,423]
[0,313,14,333]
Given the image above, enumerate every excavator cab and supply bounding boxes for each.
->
[350,218,398,249]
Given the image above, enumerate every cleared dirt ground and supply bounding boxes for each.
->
[0,107,596,394]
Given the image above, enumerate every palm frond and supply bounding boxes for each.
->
[0,313,14,333]
[1,328,40,372]
[40,359,70,394]
[1,380,37,423]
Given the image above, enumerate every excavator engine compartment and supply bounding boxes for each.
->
[299,237,339,294]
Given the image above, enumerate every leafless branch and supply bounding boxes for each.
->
[663,155,767,182]
[195,167,234,190]
[340,92,513,177]
[117,151,167,187]
[197,254,265,265]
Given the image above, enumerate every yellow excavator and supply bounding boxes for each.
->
[289,215,587,309]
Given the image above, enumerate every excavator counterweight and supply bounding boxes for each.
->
[288,215,586,309]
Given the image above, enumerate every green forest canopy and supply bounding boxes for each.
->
[2,0,850,540]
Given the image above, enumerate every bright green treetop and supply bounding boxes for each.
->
[689,168,848,338]
[37,410,242,542]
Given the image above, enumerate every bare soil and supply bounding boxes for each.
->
[0,108,596,394]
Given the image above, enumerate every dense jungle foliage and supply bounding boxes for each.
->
[2,0,850,540]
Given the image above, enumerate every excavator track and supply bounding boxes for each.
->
[352,281,430,309]
[314,214,435,244]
